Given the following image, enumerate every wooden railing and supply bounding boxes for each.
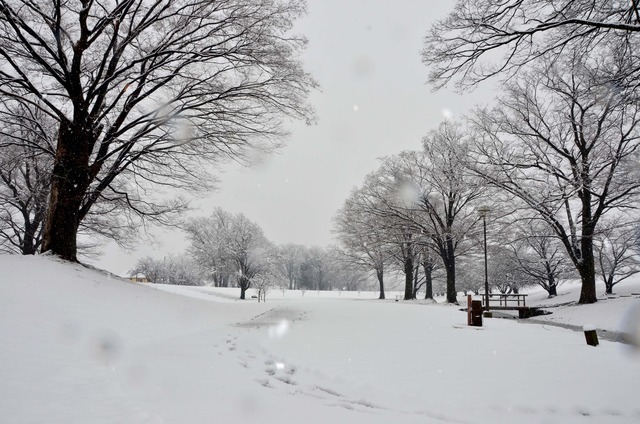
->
[484,293,527,310]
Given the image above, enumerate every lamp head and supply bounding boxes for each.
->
[477,205,490,217]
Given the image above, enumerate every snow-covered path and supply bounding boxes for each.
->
[2,255,640,423]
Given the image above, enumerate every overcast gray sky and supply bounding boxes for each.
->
[94,0,497,276]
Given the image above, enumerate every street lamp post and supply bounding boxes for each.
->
[477,206,490,311]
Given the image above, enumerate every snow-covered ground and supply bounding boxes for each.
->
[516,280,640,337]
[1,255,640,423]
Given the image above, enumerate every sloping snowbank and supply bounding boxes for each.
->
[523,279,640,335]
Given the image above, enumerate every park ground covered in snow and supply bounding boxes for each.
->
[1,254,640,424]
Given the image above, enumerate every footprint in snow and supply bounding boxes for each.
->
[314,386,344,398]
[274,375,297,385]
[256,378,271,388]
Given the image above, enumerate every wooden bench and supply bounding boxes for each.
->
[483,294,536,318]
[485,293,527,309]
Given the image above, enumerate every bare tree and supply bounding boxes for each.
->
[455,256,484,295]
[414,242,443,300]
[349,169,421,300]
[318,247,370,293]
[330,264,370,292]
[253,257,277,302]
[253,275,272,302]
[334,185,393,299]
[487,245,530,294]
[0,103,54,254]
[0,99,156,256]
[423,0,640,89]
[306,246,333,291]
[0,0,316,261]
[295,246,358,292]
[469,53,640,303]
[130,254,203,286]
[507,219,571,297]
[273,243,305,290]
[372,122,486,303]
[0,100,149,256]
[186,210,236,287]
[594,220,640,294]
[392,226,418,301]
[185,208,272,299]
[338,126,485,303]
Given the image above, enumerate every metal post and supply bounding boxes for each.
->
[477,205,491,311]
[483,215,489,311]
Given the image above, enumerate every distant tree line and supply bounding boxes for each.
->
[130,207,371,299]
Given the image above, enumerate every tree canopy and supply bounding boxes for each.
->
[0,0,316,260]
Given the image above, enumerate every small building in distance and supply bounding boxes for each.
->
[129,273,150,283]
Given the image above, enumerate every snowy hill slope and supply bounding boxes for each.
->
[1,254,640,424]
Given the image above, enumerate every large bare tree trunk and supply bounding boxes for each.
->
[41,122,93,261]
[376,267,385,300]
[577,269,597,303]
[604,275,615,295]
[423,262,433,300]
[444,239,457,303]
[444,260,456,303]
[576,187,598,304]
[577,233,597,303]
[412,262,420,298]
[238,275,251,300]
[21,220,39,255]
[403,255,414,300]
